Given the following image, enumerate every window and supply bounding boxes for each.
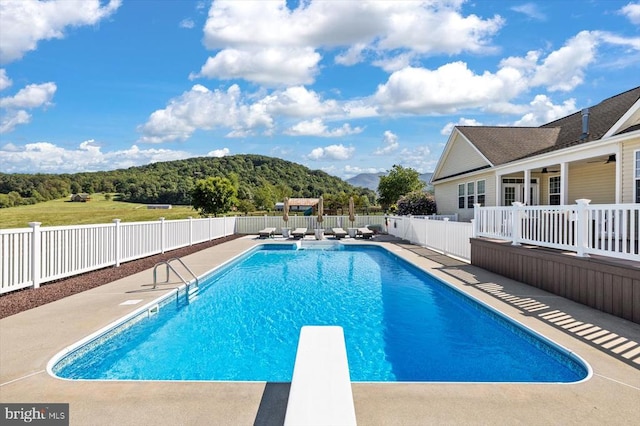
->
[466,182,475,208]
[636,150,640,203]
[549,176,561,205]
[458,184,465,208]
[477,180,486,206]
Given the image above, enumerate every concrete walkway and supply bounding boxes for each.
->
[1,236,639,425]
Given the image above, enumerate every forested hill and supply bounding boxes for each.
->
[0,155,374,208]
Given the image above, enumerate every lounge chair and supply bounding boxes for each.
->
[332,228,347,239]
[258,227,276,239]
[292,228,307,239]
[357,227,373,239]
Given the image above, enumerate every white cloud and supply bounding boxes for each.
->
[0,69,11,91]
[285,118,363,137]
[373,130,399,155]
[207,148,230,157]
[373,62,525,114]
[597,31,640,51]
[307,144,355,161]
[0,82,56,108]
[193,47,322,87]
[397,146,433,173]
[179,18,195,29]
[511,3,546,21]
[342,165,385,179]
[0,110,31,133]
[198,0,504,86]
[513,95,577,126]
[137,84,273,143]
[0,0,121,64]
[259,86,340,118]
[620,2,640,25]
[0,140,193,173]
[0,81,56,133]
[530,31,598,92]
[335,43,367,66]
[440,118,483,136]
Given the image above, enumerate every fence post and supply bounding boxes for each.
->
[189,216,194,246]
[575,199,591,257]
[511,202,524,246]
[29,222,41,289]
[209,216,213,241]
[473,204,481,238]
[112,219,121,267]
[160,217,166,254]
[443,218,450,255]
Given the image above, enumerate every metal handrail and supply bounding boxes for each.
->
[153,257,199,289]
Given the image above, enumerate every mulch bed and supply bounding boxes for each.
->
[0,235,242,319]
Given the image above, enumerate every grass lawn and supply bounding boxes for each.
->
[0,196,200,229]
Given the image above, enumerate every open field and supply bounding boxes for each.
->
[0,196,199,229]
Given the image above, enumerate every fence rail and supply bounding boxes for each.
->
[474,200,639,261]
[0,217,236,295]
[233,214,386,235]
[386,215,471,261]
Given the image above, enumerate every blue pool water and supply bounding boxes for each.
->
[52,244,588,382]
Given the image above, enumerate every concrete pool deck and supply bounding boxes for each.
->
[1,235,639,425]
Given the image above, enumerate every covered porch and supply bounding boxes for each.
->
[493,147,619,207]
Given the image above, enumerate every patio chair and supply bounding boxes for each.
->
[292,228,307,239]
[258,227,276,239]
[332,228,347,239]
[357,227,373,239]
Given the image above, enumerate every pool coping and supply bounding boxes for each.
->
[1,235,639,425]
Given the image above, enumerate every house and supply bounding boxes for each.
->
[70,193,91,202]
[431,87,640,221]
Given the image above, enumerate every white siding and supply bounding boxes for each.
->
[621,138,640,203]
[436,134,490,178]
[567,162,616,204]
[434,171,495,222]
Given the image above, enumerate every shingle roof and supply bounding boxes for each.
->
[287,198,319,206]
[456,126,560,165]
[456,86,640,166]
[537,86,640,154]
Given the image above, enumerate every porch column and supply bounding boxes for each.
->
[560,162,569,205]
[495,174,501,206]
[523,169,531,205]
[615,151,621,203]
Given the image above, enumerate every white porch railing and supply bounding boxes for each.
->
[0,216,236,295]
[387,214,471,261]
[474,200,640,261]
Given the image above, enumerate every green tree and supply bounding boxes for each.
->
[377,165,425,210]
[191,177,237,217]
[236,199,255,215]
[253,181,277,211]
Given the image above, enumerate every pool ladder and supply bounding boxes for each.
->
[152,258,199,297]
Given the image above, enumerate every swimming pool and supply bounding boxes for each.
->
[51,243,590,382]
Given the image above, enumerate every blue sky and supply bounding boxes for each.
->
[1,0,639,179]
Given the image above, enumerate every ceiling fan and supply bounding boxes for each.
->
[540,167,559,173]
[587,154,616,164]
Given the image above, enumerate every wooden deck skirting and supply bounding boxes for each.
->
[470,238,640,324]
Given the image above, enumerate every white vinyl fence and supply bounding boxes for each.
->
[0,217,236,295]
[474,200,639,261]
[234,214,386,234]
[387,215,472,261]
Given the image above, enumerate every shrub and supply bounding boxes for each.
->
[396,191,437,216]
